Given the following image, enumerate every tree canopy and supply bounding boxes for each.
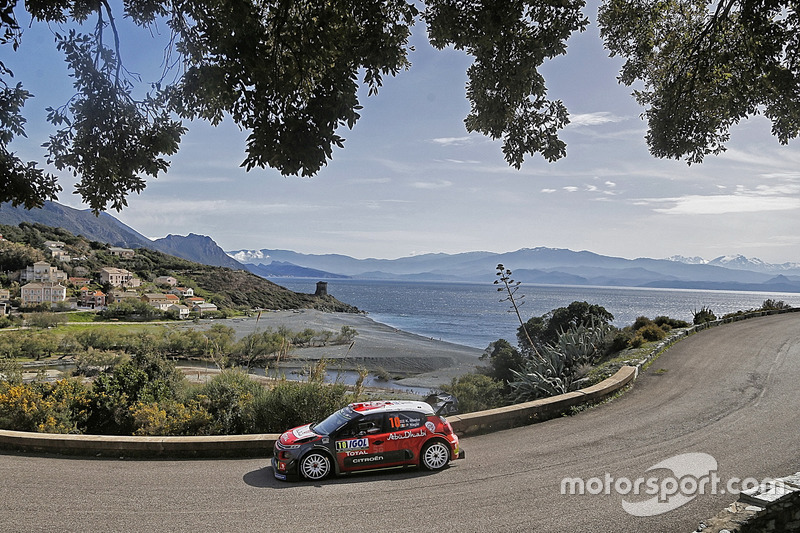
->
[1,0,798,213]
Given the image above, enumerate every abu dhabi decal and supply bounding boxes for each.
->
[388,429,427,441]
[336,437,369,452]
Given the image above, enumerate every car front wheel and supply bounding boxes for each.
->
[300,452,332,480]
[421,440,450,471]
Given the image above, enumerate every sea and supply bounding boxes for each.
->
[272,279,800,350]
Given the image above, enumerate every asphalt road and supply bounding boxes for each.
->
[2,313,799,532]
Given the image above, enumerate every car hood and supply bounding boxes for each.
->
[279,424,318,445]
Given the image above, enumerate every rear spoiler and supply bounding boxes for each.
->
[425,393,459,416]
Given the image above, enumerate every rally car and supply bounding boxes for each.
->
[272,400,464,481]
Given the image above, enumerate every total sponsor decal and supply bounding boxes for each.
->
[388,429,426,441]
[336,437,369,452]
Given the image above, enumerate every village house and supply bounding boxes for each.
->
[21,261,68,283]
[167,304,190,319]
[99,267,141,288]
[109,247,135,259]
[78,287,106,309]
[154,275,178,287]
[0,288,9,301]
[192,302,218,315]
[68,277,92,286]
[170,286,194,297]
[108,289,140,303]
[20,281,67,306]
[185,296,205,307]
[141,293,179,310]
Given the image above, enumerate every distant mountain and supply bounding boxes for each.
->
[667,253,800,274]
[152,233,243,270]
[245,261,350,279]
[229,246,800,292]
[0,201,246,270]
[0,201,153,248]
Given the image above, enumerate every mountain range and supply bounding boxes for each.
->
[227,247,800,292]
[2,201,799,293]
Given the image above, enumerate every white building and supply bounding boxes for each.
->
[21,281,67,306]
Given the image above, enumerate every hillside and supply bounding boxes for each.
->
[0,202,245,270]
[0,223,359,313]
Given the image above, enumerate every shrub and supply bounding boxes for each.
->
[653,316,690,329]
[440,373,506,413]
[0,379,91,433]
[193,370,265,434]
[632,316,653,330]
[129,399,213,436]
[762,299,791,311]
[637,323,667,342]
[250,380,351,433]
[693,306,717,325]
[608,330,633,353]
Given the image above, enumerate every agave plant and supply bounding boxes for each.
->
[509,318,613,402]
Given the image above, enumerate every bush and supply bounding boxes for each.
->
[0,379,91,433]
[637,323,667,342]
[653,316,690,329]
[693,306,717,325]
[250,380,351,433]
[762,299,791,311]
[440,373,506,413]
[608,330,633,353]
[129,399,213,436]
[632,316,653,330]
[193,370,265,434]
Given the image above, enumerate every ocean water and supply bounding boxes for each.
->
[274,279,800,350]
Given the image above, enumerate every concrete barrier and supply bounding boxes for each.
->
[0,428,279,458]
[447,366,637,436]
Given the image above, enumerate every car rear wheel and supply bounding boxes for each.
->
[300,452,331,480]
[421,440,450,471]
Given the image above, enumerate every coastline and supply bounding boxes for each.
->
[181,310,485,389]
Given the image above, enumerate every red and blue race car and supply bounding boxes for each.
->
[272,400,464,481]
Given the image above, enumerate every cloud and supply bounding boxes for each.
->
[430,136,477,146]
[541,188,557,193]
[643,190,800,215]
[563,186,579,192]
[569,112,627,127]
[411,180,453,189]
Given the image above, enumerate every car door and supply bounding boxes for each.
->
[333,413,387,472]
[382,410,428,463]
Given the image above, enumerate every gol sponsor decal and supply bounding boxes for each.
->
[388,429,426,441]
[336,438,369,451]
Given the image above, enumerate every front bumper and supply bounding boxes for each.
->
[271,456,298,481]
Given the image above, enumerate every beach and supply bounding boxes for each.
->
[182,310,486,389]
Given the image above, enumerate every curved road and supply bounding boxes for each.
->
[2,313,799,532]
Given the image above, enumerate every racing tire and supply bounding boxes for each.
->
[420,440,450,471]
[299,452,332,481]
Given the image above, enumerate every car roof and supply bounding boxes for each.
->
[348,400,434,416]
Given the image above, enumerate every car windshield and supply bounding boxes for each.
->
[311,406,357,436]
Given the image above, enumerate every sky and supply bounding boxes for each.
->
[6,3,800,264]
